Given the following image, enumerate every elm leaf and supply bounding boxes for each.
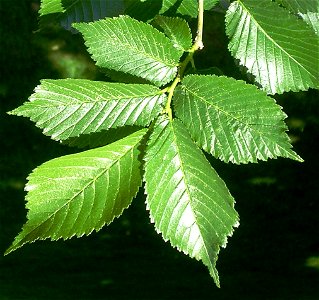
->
[275,0,319,35]
[159,0,179,14]
[144,117,239,287]
[174,75,302,164]
[154,16,192,51]
[5,129,147,255]
[177,0,220,17]
[225,0,319,94]
[73,16,183,86]
[39,0,124,30]
[9,79,165,141]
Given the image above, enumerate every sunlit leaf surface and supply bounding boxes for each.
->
[5,129,147,255]
[226,0,319,94]
[144,116,239,286]
[10,79,165,141]
[39,0,64,15]
[74,16,183,86]
[174,75,302,164]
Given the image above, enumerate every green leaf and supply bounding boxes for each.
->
[124,0,162,22]
[159,0,179,14]
[39,0,64,15]
[62,126,141,148]
[225,0,319,94]
[73,16,183,86]
[39,0,125,30]
[275,0,319,35]
[177,0,219,17]
[154,16,192,51]
[9,79,165,141]
[144,116,239,287]
[300,12,319,35]
[174,75,302,164]
[60,0,125,30]
[104,69,152,85]
[5,129,147,255]
[275,0,318,14]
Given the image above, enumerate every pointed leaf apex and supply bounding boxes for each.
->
[5,129,147,255]
[143,117,239,287]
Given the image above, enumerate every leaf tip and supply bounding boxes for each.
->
[4,248,11,256]
[4,241,20,256]
[286,149,304,163]
[7,108,18,116]
[295,155,304,163]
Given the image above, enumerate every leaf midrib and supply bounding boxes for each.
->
[183,82,301,161]
[170,121,217,281]
[238,0,314,79]
[184,83,288,146]
[21,144,137,244]
[35,87,163,106]
[183,84,267,130]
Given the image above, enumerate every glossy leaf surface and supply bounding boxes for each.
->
[74,16,183,86]
[144,117,239,286]
[10,79,165,141]
[301,12,319,35]
[225,0,319,94]
[174,75,302,164]
[5,129,147,255]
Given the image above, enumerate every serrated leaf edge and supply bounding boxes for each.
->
[5,129,147,255]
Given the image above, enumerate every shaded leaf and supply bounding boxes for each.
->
[144,116,239,287]
[5,129,147,255]
[103,69,152,85]
[177,0,219,17]
[124,0,163,22]
[62,126,141,148]
[60,0,125,30]
[39,0,125,30]
[225,0,319,94]
[186,66,224,76]
[275,0,318,13]
[74,16,183,86]
[154,16,192,51]
[159,0,179,14]
[174,75,302,164]
[276,0,319,35]
[9,79,165,141]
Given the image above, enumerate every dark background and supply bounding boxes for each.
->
[1,1,318,299]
